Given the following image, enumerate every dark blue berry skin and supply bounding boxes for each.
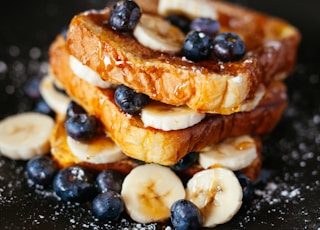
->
[61,26,68,40]
[96,170,125,193]
[65,114,99,141]
[24,75,42,100]
[212,32,246,62]
[34,99,55,118]
[92,191,124,221]
[114,84,149,114]
[190,17,220,37]
[165,14,191,34]
[109,0,141,32]
[183,31,213,62]
[170,152,199,172]
[170,199,203,230]
[53,166,97,203]
[26,155,59,186]
[66,101,86,118]
[235,171,253,202]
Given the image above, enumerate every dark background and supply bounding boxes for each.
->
[0,0,319,229]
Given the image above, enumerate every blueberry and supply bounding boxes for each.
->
[165,14,191,34]
[65,114,99,141]
[183,31,213,61]
[33,99,55,118]
[212,32,246,62]
[53,166,97,203]
[235,171,253,202]
[190,17,220,37]
[61,26,68,40]
[109,0,141,32]
[114,84,149,114]
[24,75,42,100]
[92,190,124,221]
[170,199,203,230]
[66,101,86,118]
[170,152,199,172]
[26,155,59,186]
[96,169,125,193]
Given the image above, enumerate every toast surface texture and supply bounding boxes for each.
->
[66,0,300,114]
[50,35,287,166]
[50,117,262,182]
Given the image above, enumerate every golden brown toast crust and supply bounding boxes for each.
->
[66,0,300,114]
[50,35,287,166]
[50,116,262,182]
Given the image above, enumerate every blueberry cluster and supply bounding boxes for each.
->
[26,155,126,222]
[25,152,253,228]
[171,15,246,62]
[108,1,246,63]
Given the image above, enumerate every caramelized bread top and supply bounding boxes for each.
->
[66,0,300,114]
[50,35,287,165]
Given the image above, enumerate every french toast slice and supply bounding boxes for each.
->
[50,116,262,183]
[66,0,300,114]
[49,35,287,166]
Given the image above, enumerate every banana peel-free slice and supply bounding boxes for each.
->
[0,112,55,160]
[186,167,243,227]
[121,163,186,223]
[133,13,185,53]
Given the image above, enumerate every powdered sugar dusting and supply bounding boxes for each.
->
[0,15,320,230]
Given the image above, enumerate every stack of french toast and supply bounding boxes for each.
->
[38,0,300,227]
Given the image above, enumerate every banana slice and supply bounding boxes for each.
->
[186,168,243,227]
[141,102,205,131]
[199,135,257,171]
[158,0,217,20]
[66,134,127,164]
[0,112,55,160]
[39,75,71,115]
[121,163,186,223]
[69,55,112,89]
[238,84,266,112]
[133,14,185,53]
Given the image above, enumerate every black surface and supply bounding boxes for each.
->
[0,0,319,229]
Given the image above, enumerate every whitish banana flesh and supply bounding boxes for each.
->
[69,55,112,89]
[133,14,185,53]
[158,0,217,20]
[0,112,55,160]
[39,75,71,115]
[199,135,257,171]
[67,135,126,164]
[186,168,243,227]
[141,102,205,131]
[121,163,186,223]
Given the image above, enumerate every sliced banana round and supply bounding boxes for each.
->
[66,134,126,164]
[0,112,55,160]
[141,102,205,131]
[39,75,71,115]
[69,55,112,89]
[199,135,257,171]
[133,13,185,53]
[186,168,243,227]
[158,0,217,20]
[121,163,186,223]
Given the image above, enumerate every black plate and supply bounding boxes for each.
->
[0,0,319,229]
